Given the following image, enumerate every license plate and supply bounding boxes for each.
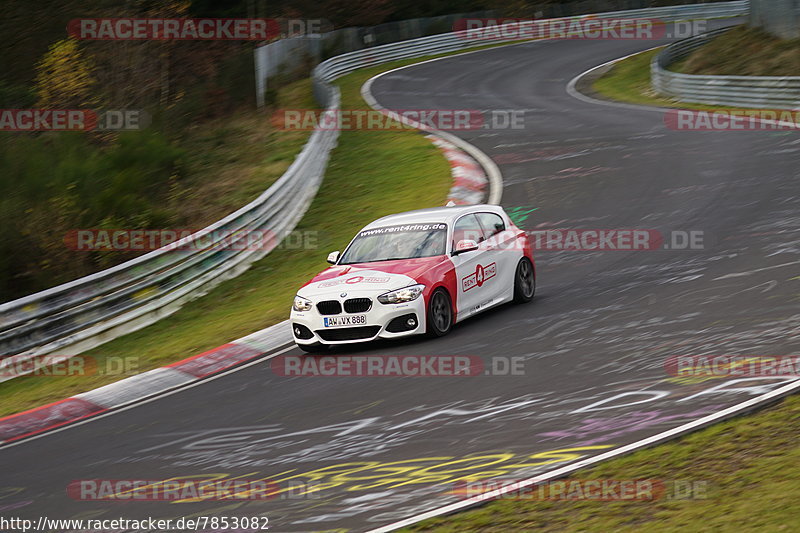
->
[323,315,367,327]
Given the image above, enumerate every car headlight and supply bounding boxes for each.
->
[292,295,313,312]
[378,284,425,304]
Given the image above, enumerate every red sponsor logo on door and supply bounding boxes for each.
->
[462,262,496,291]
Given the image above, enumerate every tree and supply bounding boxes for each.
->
[35,38,97,109]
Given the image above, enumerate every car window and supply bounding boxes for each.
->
[476,212,505,240]
[338,223,447,264]
[452,214,485,248]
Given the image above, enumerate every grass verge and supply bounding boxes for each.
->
[590,27,800,110]
[589,47,782,112]
[589,48,728,110]
[405,394,800,532]
[590,48,678,108]
[675,25,800,76]
[0,59,454,417]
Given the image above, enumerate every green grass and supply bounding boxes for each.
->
[591,28,800,110]
[406,394,800,532]
[0,39,541,416]
[590,48,680,108]
[0,61,452,417]
[675,25,800,76]
[591,48,776,112]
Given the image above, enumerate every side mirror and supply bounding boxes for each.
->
[327,250,340,264]
[452,239,479,255]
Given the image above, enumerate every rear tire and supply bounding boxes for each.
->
[426,289,453,337]
[513,257,535,303]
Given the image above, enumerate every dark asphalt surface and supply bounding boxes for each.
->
[2,24,799,533]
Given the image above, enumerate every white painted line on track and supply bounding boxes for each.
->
[713,260,800,280]
[367,377,800,532]
[359,47,527,205]
[565,45,669,113]
[363,39,800,533]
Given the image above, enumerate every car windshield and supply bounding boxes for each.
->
[339,223,448,264]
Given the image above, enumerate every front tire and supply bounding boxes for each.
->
[426,289,453,337]
[513,257,535,303]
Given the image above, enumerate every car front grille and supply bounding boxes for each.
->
[316,300,342,315]
[344,298,372,313]
[316,326,381,342]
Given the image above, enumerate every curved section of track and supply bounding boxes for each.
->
[2,25,799,532]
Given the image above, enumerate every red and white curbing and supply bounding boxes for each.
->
[0,123,497,447]
[426,135,488,205]
[0,57,505,446]
[0,133,493,443]
[0,321,293,444]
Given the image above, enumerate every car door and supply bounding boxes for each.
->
[450,213,496,320]
[475,211,518,304]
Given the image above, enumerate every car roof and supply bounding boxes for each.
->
[363,204,505,229]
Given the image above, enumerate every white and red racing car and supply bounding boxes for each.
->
[290,204,535,352]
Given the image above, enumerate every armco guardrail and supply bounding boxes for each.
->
[0,1,747,378]
[312,1,747,102]
[0,97,340,368]
[652,27,800,108]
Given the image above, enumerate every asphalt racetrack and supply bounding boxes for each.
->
[2,22,799,532]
